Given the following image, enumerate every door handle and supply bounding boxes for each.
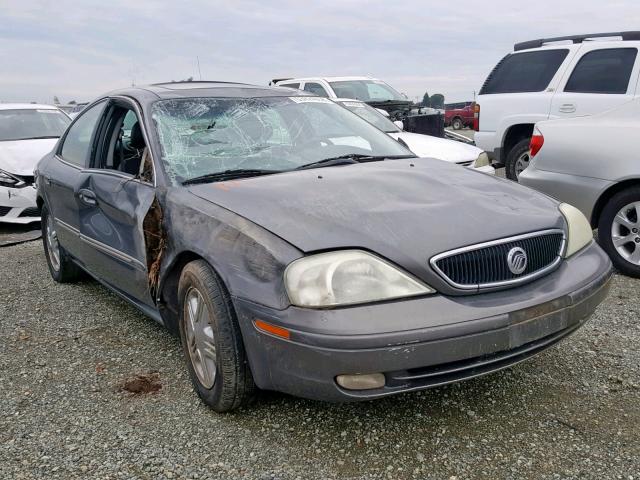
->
[559,103,576,113]
[78,189,97,206]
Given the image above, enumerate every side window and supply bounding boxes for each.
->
[564,48,638,94]
[60,102,106,166]
[303,82,330,97]
[480,49,569,94]
[97,106,150,178]
[280,83,300,89]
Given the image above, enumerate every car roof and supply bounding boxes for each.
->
[107,81,314,103]
[0,103,61,111]
[279,76,377,83]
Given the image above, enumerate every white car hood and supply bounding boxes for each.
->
[388,131,482,164]
[0,138,58,175]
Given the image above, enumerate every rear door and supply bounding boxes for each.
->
[43,101,107,258]
[550,45,640,118]
[75,99,156,306]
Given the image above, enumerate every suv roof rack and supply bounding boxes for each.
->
[514,31,640,51]
[151,80,245,86]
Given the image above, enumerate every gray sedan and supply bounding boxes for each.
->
[36,82,611,411]
[520,99,640,278]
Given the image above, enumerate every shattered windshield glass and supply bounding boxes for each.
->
[151,96,411,184]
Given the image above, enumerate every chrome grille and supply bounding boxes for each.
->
[431,230,565,290]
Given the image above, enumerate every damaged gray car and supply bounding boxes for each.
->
[36,81,613,412]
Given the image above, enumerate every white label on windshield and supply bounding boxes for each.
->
[342,102,365,108]
[289,96,332,104]
[37,109,58,113]
[372,80,386,85]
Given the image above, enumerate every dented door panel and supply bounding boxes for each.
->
[77,171,156,305]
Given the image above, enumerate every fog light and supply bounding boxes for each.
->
[335,373,385,390]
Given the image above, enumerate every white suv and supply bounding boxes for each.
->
[474,31,640,180]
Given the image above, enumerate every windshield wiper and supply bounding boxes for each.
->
[295,154,415,171]
[182,169,283,185]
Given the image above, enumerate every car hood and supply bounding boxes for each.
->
[188,159,564,291]
[0,138,58,175]
[388,131,482,164]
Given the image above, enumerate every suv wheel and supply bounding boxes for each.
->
[598,187,640,278]
[505,138,531,181]
[452,117,463,130]
[41,204,82,283]
[178,260,256,412]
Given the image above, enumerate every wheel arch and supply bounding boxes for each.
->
[502,124,534,163]
[591,178,640,228]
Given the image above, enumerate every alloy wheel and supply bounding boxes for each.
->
[184,287,217,389]
[514,152,530,178]
[611,202,640,265]
[46,214,61,272]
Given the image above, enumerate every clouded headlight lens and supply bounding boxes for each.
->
[285,250,434,307]
[559,203,593,258]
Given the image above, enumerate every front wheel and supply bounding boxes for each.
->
[452,117,463,130]
[178,260,256,412]
[598,187,640,278]
[505,138,531,181]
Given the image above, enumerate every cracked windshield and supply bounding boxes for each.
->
[151,96,411,184]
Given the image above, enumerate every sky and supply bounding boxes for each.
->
[1,0,640,104]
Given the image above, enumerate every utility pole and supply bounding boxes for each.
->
[197,56,202,81]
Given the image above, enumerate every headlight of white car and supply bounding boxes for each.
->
[285,250,434,308]
[0,169,22,188]
[559,203,593,258]
[472,152,490,169]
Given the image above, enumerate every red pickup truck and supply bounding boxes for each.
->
[445,101,475,130]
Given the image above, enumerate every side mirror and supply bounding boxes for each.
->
[394,120,404,130]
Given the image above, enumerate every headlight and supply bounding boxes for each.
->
[472,152,490,169]
[0,170,22,188]
[285,250,434,307]
[559,203,593,257]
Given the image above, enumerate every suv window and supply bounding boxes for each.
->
[480,49,569,94]
[303,82,329,97]
[564,48,638,94]
[60,101,106,166]
[280,83,300,89]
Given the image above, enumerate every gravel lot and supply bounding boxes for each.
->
[1,239,639,480]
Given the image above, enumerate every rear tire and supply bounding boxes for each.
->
[178,260,256,412]
[597,187,640,278]
[452,117,463,130]
[41,204,82,283]
[505,138,531,182]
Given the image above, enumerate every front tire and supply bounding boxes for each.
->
[452,117,463,130]
[505,138,531,181]
[597,187,640,278]
[178,260,256,412]
[41,204,81,283]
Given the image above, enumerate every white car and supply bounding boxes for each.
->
[0,104,70,223]
[334,98,493,173]
[520,98,640,277]
[475,31,640,180]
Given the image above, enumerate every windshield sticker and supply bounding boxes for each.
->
[289,97,333,104]
[372,80,387,85]
[37,109,58,113]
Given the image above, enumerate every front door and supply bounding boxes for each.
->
[75,102,156,306]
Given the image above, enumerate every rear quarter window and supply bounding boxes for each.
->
[480,49,569,94]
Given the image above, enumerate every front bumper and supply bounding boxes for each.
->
[234,242,612,402]
[0,185,40,224]
[471,164,495,175]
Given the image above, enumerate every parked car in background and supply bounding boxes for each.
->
[520,98,640,278]
[272,76,413,118]
[334,98,493,173]
[68,102,88,118]
[37,82,611,411]
[475,31,640,180]
[445,101,474,130]
[0,104,70,223]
